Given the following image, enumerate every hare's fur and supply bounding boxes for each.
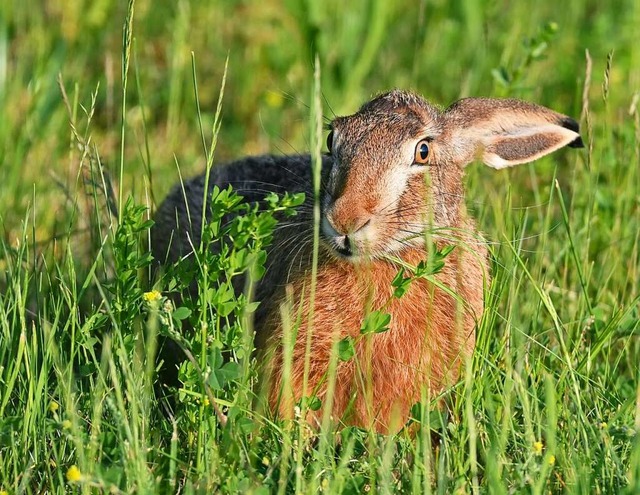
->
[265,238,486,433]
[153,90,581,432]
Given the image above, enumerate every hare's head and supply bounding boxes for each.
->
[321,90,582,259]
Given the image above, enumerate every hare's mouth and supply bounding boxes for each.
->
[320,228,355,258]
[320,231,382,262]
[329,235,354,258]
[320,216,370,260]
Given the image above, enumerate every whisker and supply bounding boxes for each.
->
[232,178,307,190]
[322,91,337,120]
[272,221,310,232]
[286,238,313,283]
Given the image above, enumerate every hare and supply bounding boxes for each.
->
[152,90,582,433]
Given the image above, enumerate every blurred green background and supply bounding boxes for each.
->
[2,0,638,236]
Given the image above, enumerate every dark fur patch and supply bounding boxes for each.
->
[491,134,562,161]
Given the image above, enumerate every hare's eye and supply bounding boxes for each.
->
[414,140,430,164]
[326,131,334,153]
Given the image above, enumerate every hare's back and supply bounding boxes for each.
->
[152,154,326,265]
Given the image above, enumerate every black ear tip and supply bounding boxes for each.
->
[559,117,584,148]
[568,136,585,148]
[560,116,580,133]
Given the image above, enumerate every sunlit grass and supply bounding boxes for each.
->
[1,0,639,493]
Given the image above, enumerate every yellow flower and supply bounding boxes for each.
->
[62,419,72,429]
[265,91,284,109]
[600,422,608,429]
[533,441,544,455]
[1,490,9,495]
[143,290,162,303]
[66,465,82,482]
[262,456,270,467]
[548,455,556,465]
[49,401,59,413]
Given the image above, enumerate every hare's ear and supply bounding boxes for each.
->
[444,98,584,169]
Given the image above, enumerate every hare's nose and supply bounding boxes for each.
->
[322,215,371,257]
[325,208,371,236]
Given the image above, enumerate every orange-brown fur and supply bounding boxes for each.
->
[257,91,580,433]
[268,221,487,433]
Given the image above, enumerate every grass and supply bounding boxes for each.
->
[1,0,639,493]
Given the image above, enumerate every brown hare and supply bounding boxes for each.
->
[152,89,582,433]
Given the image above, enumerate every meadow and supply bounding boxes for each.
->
[1,0,639,493]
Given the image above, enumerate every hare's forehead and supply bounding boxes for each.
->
[332,111,439,154]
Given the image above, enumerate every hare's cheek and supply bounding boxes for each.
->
[392,174,430,220]
[348,220,377,250]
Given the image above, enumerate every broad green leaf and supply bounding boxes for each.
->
[360,310,391,335]
[338,336,356,361]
